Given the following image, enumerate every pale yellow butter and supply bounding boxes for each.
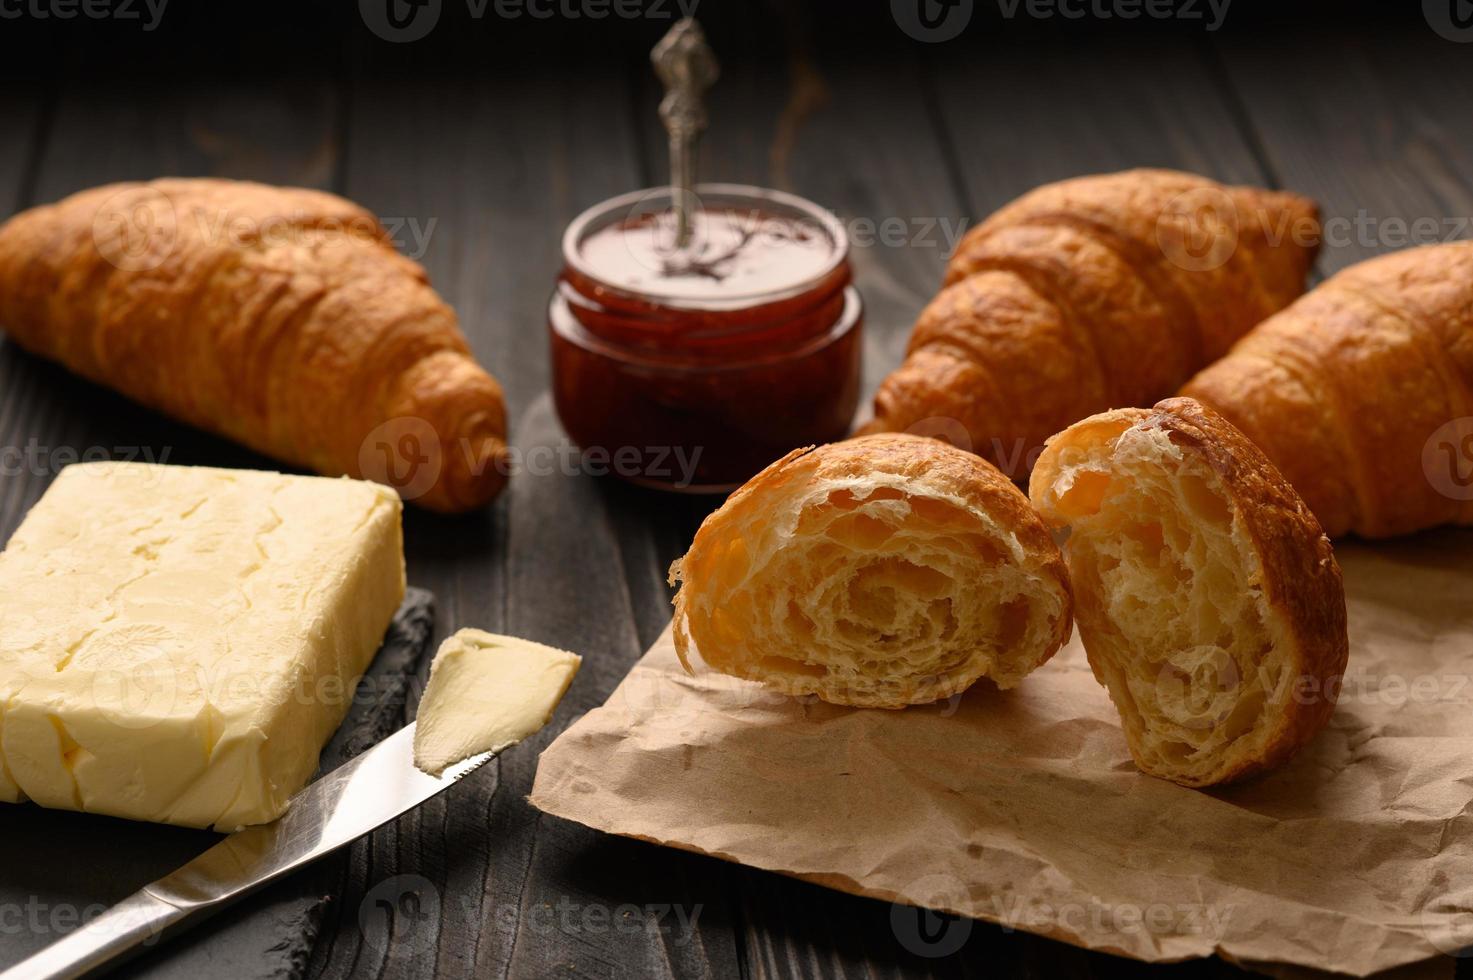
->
[413,630,581,777]
[0,462,405,830]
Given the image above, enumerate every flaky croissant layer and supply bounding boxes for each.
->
[0,179,509,512]
[864,169,1319,479]
[670,434,1073,708]
[1030,398,1348,787]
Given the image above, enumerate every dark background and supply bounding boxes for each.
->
[0,1,1470,978]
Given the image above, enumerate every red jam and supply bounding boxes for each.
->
[549,184,862,492]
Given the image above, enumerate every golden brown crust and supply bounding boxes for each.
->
[670,434,1073,709]
[1182,241,1473,538]
[0,178,508,512]
[867,169,1319,478]
[1029,398,1348,787]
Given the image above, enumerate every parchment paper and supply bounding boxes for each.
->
[530,535,1473,978]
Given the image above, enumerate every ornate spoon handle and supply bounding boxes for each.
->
[652,17,719,248]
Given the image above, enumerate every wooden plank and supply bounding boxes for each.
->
[302,49,744,980]
[0,71,342,537]
[0,91,47,540]
[499,400,737,980]
[0,57,355,980]
[927,35,1274,980]
[630,28,1280,980]
[0,90,263,977]
[0,96,39,215]
[1214,24,1473,276]
[6,17,1460,980]
[932,34,1270,207]
[629,35,1097,980]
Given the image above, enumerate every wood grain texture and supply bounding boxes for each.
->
[651,24,1283,980]
[1214,25,1473,276]
[299,40,743,980]
[931,35,1272,210]
[0,89,45,543]
[2,11,1467,980]
[0,67,342,541]
[0,42,363,980]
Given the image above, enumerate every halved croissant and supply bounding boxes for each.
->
[864,169,1319,476]
[669,433,1073,708]
[1029,398,1348,787]
[0,179,509,512]
[1182,240,1473,538]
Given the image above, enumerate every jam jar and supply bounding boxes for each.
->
[549,183,863,492]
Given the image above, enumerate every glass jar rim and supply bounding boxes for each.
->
[561,182,851,310]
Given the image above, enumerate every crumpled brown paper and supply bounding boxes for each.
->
[530,533,1473,978]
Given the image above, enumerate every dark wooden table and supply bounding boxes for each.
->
[1,4,1469,978]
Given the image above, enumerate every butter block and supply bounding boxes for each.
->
[413,630,580,777]
[0,462,405,830]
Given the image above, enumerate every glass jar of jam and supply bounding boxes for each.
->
[549,183,862,492]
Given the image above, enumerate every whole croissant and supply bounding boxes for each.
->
[863,169,1320,476]
[0,179,508,512]
[1183,241,1473,539]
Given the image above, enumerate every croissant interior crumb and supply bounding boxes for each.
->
[1042,422,1290,784]
[674,475,1069,708]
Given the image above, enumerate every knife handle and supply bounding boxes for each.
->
[0,890,188,980]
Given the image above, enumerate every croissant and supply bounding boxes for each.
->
[1182,241,1473,539]
[863,169,1319,476]
[0,179,508,513]
[669,433,1073,708]
[1029,398,1348,787]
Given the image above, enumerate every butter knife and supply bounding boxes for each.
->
[1,723,494,980]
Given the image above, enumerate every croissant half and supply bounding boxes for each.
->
[1183,240,1473,539]
[1030,398,1348,786]
[670,434,1073,708]
[864,169,1319,476]
[0,179,509,512]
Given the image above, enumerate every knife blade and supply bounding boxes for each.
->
[1,723,496,980]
